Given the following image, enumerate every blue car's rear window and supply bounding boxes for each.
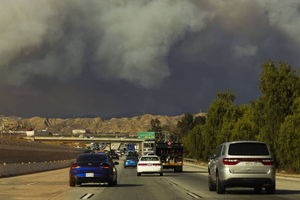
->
[77,154,107,162]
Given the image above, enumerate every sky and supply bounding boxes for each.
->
[1,0,300,118]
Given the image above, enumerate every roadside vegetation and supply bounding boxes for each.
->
[177,61,300,173]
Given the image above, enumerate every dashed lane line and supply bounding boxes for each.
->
[80,193,94,199]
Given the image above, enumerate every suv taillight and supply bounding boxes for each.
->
[222,158,240,165]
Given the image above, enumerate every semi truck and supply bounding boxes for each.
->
[155,142,183,172]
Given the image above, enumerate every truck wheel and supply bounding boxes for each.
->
[137,173,141,176]
[160,172,163,176]
[216,173,225,194]
[254,186,262,193]
[174,166,183,172]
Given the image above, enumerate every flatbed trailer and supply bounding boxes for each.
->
[155,142,183,172]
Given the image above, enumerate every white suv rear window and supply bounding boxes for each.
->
[228,143,269,155]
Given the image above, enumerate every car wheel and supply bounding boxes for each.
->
[113,177,117,186]
[137,173,141,176]
[69,178,76,187]
[265,182,275,194]
[108,176,116,186]
[160,172,163,176]
[208,175,216,191]
[254,186,262,193]
[216,173,225,194]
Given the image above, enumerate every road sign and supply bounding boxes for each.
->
[137,132,155,139]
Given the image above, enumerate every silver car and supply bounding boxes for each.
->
[208,141,275,194]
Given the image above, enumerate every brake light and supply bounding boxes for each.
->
[261,159,273,165]
[222,158,240,165]
[138,163,147,166]
[101,163,110,168]
[70,164,80,169]
[153,163,161,166]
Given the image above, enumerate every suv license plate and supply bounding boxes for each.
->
[86,173,94,177]
[242,162,259,166]
[147,164,153,166]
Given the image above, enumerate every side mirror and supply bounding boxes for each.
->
[114,162,119,165]
[208,154,216,160]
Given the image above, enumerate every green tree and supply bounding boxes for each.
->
[254,61,300,150]
[201,90,239,158]
[149,118,163,141]
[176,113,195,141]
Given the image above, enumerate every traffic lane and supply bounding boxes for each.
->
[168,164,300,200]
[92,163,196,200]
[0,167,106,200]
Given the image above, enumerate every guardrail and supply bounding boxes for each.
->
[0,159,74,177]
[183,158,198,163]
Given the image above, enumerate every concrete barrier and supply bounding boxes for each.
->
[0,160,75,177]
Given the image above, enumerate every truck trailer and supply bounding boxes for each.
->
[155,142,183,172]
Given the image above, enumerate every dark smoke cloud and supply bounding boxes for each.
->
[1,0,300,118]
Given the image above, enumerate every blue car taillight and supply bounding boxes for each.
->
[70,163,80,169]
[100,163,110,169]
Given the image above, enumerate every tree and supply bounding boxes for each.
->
[254,61,300,150]
[149,118,163,141]
[176,113,195,141]
[204,90,239,151]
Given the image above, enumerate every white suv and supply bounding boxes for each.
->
[208,141,275,194]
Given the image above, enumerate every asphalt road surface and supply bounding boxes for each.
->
[0,160,300,200]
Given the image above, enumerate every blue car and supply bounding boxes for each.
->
[69,153,118,187]
[124,156,138,168]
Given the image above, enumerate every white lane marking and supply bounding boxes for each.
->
[81,193,94,199]
[26,182,38,185]
[186,192,201,199]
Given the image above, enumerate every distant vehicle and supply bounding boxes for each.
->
[126,144,136,152]
[124,156,138,168]
[208,141,275,194]
[126,151,139,158]
[69,153,118,187]
[156,142,183,172]
[137,155,163,176]
[109,150,119,160]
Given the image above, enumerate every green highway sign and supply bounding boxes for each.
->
[137,132,155,139]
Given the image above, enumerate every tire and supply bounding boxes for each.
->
[266,182,275,194]
[174,166,183,172]
[137,173,141,176]
[108,176,116,186]
[113,178,117,186]
[254,186,262,193]
[160,172,163,176]
[69,178,76,187]
[216,173,225,194]
[208,176,216,191]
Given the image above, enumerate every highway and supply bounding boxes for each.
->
[0,160,300,200]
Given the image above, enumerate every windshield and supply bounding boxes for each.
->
[228,143,269,156]
[140,157,159,161]
[77,154,107,162]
